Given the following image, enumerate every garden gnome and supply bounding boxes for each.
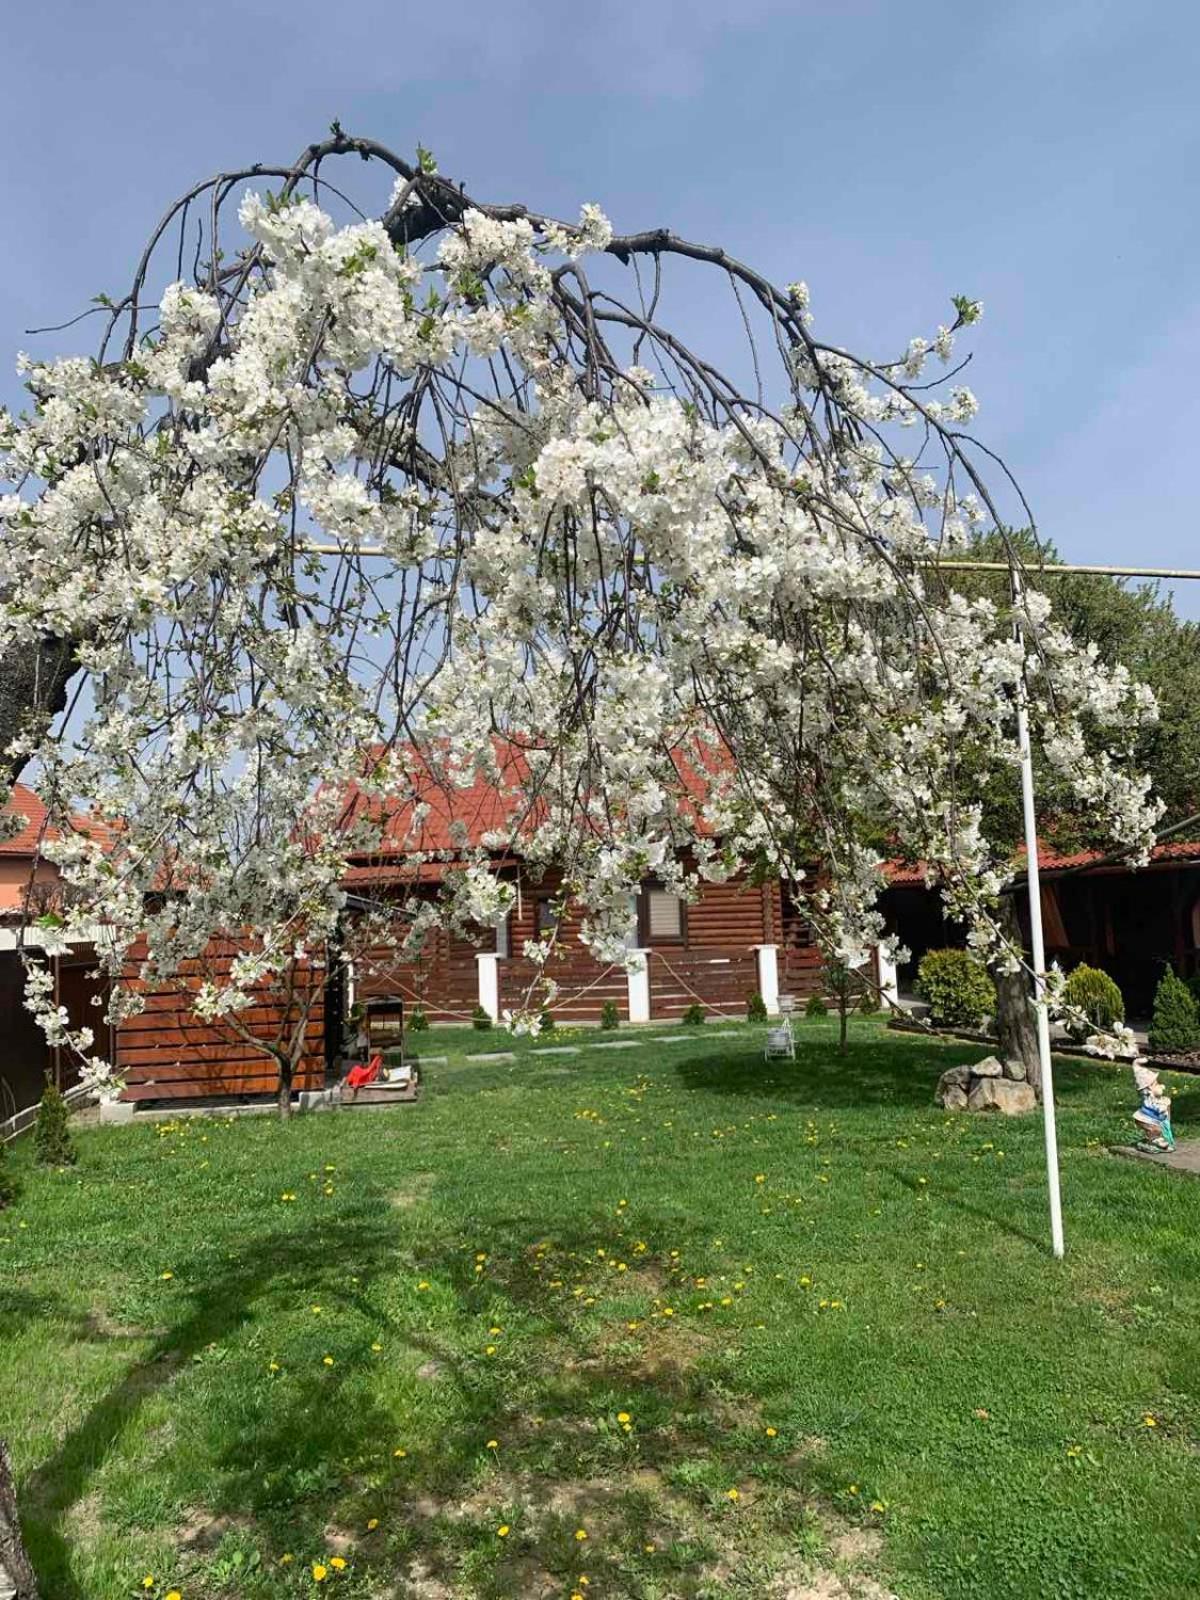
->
[1132,1062,1175,1152]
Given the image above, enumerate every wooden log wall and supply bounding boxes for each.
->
[116,941,325,1102]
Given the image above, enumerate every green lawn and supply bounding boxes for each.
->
[4,1018,1200,1600]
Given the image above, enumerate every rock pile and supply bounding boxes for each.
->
[935,1054,1036,1115]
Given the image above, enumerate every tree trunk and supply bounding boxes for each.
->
[277,1056,294,1121]
[991,894,1042,1096]
[0,630,80,786]
[0,1440,39,1600]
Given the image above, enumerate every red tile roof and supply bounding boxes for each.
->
[0,782,114,859]
[340,736,730,863]
[886,837,1200,887]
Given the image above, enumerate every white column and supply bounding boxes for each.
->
[627,949,651,1023]
[476,953,500,1022]
[874,945,899,1010]
[752,944,780,1015]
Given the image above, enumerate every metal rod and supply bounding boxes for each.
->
[929,561,1200,580]
[1012,568,1065,1259]
[294,544,1200,581]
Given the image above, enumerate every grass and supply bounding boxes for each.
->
[3,1017,1200,1599]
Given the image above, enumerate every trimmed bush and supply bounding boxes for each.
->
[746,992,768,1023]
[916,948,996,1029]
[600,1000,620,1031]
[1061,964,1124,1042]
[407,1005,429,1032]
[34,1081,77,1168]
[471,1005,493,1031]
[804,993,828,1018]
[1148,970,1200,1057]
[538,1009,556,1035]
[682,1002,706,1026]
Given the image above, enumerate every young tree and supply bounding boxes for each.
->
[0,131,1156,1102]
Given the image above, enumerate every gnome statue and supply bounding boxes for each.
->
[1132,1062,1175,1152]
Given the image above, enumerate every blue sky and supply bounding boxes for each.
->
[4,0,1198,608]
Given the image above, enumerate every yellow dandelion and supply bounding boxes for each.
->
[143,1578,156,1591]
[489,1326,502,1335]
[329,1557,347,1571]
[393,1447,407,1458]
[1143,1413,1159,1427]
[765,1426,777,1438]
[159,1271,173,1281]
[870,1499,887,1513]
[371,1341,382,1352]
[367,1517,379,1530]
[486,1438,499,1450]
[268,1360,280,1373]
[574,1527,588,1541]
[617,1411,631,1424]
[322,1355,334,1366]
[312,1565,328,1583]
[497,1524,510,1537]
[279,1554,294,1565]
[727,1487,740,1501]
[486,1345,496,1356]
[165,1593,181,1600]
[417,1280,430,1291]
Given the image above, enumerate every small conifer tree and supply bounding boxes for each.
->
[1148,970,1200,1057]
[34,1080,78,1167]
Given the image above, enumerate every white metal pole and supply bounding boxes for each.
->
[1012,571,1065,1259]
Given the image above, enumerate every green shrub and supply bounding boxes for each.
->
[682,1002,706,1026]
[1187,973,1200,1011]
[407,1005,429,1032]
[916,948,996,1028]
[538,1009,556,1034]
[471,1005,493,1031]
[600,1000,620,1031]
[34,1081,77,1168]
[1148,970,1200,1056]
[1061,963,1124,1042]
[804,993,828,1018]
[0,1138,16,1210]
[746,992,768,1023]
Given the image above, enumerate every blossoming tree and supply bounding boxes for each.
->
[0,129,1159,1107]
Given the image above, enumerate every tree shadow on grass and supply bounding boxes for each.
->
[671,1027,1105,1115]
[20,1185,873,1600]
[18,1209,396,1600]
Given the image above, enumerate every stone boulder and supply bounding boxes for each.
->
[971,1054,1004,1078]
[967,1076,1036,1116]
[941,1085,969,1112]
[1002,1058,1027,1082]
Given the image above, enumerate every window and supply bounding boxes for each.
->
[642,886,685,945]
[534,898,561,939]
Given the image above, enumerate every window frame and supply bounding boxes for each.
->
[639,883,687,947]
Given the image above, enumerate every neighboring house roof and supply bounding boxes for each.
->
[886,837,1200,888]
[0,782,54,856]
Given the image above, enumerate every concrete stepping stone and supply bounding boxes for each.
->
[1110,1141,1200,1175]
[465,1051,516,1062]
[588,1039,641,1049]
[531,1046,581,1056]
[657,1034,697,1043]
